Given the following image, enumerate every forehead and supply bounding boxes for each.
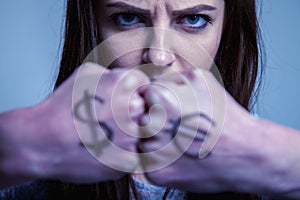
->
[103,0,224,11]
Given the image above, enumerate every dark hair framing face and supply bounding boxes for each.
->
[217,0,263,111]
[52,1,263,199]
[55,0,263,111]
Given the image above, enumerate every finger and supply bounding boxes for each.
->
[102,69,150,138]
[72,62,111,98]
[139,102,169,133]
[108,69,150,117]
[111,68,150,92]
[129,92,145,119]
[139,83,181,115]
[154,69,200,85]
[138,124,188,174]
[154,70,186,84]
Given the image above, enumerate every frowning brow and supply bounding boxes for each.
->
[173,4,217,16]
[106,2,151,15]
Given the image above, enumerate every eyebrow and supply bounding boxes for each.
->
[106,2,217,16]
[106,2,151,15]
[173,4,217,16]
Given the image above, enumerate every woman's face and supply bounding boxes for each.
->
[95,0,225,71]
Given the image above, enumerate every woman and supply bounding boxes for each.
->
[53,0,261,199]
[1,0,300,199]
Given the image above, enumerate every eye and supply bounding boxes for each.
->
[185,15,206,26]
[111,13,144,28]
[180,15,212,31]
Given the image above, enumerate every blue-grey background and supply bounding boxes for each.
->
[0,0,299,130]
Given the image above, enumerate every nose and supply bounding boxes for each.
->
[142,30,176,67]
[142,48,175,67]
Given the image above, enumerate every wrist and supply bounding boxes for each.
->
[228,115,300,197]
[218,111,273,194]
[238,116,278,195]
[24,101,60,181]
[253,119,300,198]
[0,106,42,188]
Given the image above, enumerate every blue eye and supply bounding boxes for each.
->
[181,15,211,30]
[113,13,142,27]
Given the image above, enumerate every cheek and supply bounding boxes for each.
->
[175,36,220,71]
[193,32,222,69]
[109,51,144,68]
[202,39,219,60]
[193,20,224,65]
[196,32,221,59]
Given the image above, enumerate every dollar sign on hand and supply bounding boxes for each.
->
[167,113,215,158]
[73,90,113,157]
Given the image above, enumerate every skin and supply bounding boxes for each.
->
[0,64,150,188]
[95,0,224,71]
[92,0,300,198]
[95,0,225,183]
[1,0,300,199]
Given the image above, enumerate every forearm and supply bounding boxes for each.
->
[235,117,300,199]
[259,119,300,199]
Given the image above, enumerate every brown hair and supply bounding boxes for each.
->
[216,0,264,110]
[53,0,263,199]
